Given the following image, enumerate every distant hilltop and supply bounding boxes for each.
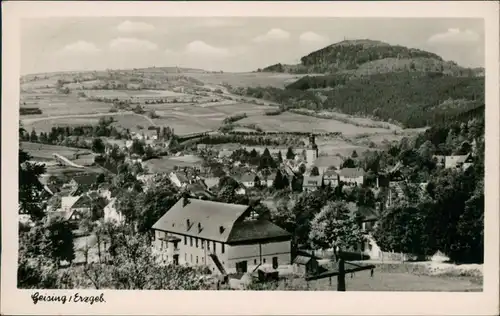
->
[258,39,484,77]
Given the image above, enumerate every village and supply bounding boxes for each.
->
[19,121,480,290]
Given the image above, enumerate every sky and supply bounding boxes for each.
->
[21,17,485,75]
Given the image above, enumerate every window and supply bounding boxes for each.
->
[185,253,187,262]
[202,257,205,263]
[190,237,193,247]
[184,236,187,245]
[196,256,199,264]
[201,240,204,249]
[221,243,225,254]
[191,254,193,263]
[272,257,278,269]
[207,241,210,250]
[263,258,266,263]
[254,259,257,265]
[196,238,199,248]
[213,242,216,252]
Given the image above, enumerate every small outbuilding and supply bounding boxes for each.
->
[292,255,320,276]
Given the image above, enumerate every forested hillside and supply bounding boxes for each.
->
[246,39,486,128]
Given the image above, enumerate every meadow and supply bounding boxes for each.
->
[238,112,394,136]
[143,155,203,174]
[186,72,305,89]
[20,142,88,161]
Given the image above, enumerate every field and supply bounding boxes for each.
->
[186,72,305,89]
[22,113,156,134]
[143,155,203,173]
[274,271,481,291]
[20,70,421,147]
[238,112,394,136]
[20,142,89,161]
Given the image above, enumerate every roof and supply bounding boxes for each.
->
[266,172,277,181]
[313,155,344,168]
[204,177,220,188]
[240,172,256,183]
[323,169,338,178]
[61,196,80,210]
[72,173,99,186]
[171,172,189,183]
[218,150,233,158]
[226,219,291,243]
[389,162,403,174]
[303,176,322,186]
[339,168,365,178]
[293,255,313,265]
[152,198,250,242]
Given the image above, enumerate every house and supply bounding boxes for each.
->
[259,172,276,187]
[292,255,320,276]
[346,202,381,259]
[103,198,124,224]
[68,173,100,192]
[169,171,190,188]
[433,155,446,167]
[302,175,322,191]
[59,193,108,225]
[322,170,340,187]
[338,168,365,186]
[97,183,112,200]
[313,155,343,175]
[187,182,214,200]
[445,154,474,170]
[239,172,256,188]
[151,198,292,275]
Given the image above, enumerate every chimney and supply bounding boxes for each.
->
[186,219,191,230]
[183,196,190,207]
[198,223,202,233]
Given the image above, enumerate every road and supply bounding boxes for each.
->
[52,153,85,168]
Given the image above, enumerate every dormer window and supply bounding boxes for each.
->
[219,226,225,234]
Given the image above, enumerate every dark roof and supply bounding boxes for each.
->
[303,176,322,186]
[339,168,365,178]
[293,255,313,265]
[226,219,291,243]
[240,172,256,183]
[72,174,98,186]
[152,198,250,242]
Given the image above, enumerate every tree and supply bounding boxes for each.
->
[286,147,295,160]
[310,166,320,176]
[30,129,38,142]
[277,151,283,163]
[45,216,76,266]
[130,139,145,156]
[373,200,434,259]
[298,164,306,175]
[91,138,105,154]
[351,150,358,158]
[309,201,365,260]
[135,185,179,235]
[19,149,46,221]
[342,158,356,168]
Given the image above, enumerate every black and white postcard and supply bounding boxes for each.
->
[2,1,499,315]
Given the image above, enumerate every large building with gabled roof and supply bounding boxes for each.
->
[152,198,292,275]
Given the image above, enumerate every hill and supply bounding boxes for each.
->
[260,39,483,77]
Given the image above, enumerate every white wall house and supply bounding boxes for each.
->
[152,198,292,275]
